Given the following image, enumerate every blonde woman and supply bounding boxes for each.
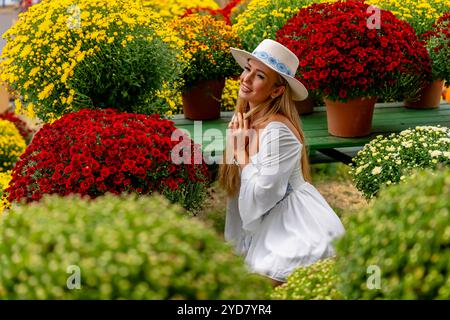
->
[218,39,345,285]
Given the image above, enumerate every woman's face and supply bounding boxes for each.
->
[238,58,284,107]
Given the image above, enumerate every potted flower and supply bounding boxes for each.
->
[171,14,241,120]
[0,0,183,122]
[406,13,450,109]
[277,1,431,137]
[366,0,450,107]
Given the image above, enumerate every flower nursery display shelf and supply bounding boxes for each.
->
[172,102,450,165]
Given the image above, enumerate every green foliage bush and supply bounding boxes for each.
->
[336,168,450,299]
[0,194,271,299]
[71,34,180,115]
[270,258,343,300]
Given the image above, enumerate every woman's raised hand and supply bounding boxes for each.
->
[228,112,251,166]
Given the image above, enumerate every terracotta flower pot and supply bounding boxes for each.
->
[324,96,377,138]
[404,80,444,109]
[182,79,225,120]
[294,94,315,115]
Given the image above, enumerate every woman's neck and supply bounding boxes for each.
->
[248,101,270,125]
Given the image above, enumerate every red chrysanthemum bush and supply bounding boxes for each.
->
[276,0,432,101]
[5,109,211,213]
[422,12,450,83]
[0,112,34,144]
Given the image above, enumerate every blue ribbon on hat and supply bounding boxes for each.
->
[252,50,294,77]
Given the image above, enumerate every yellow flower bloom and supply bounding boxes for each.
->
[366,0,450,35]
[0,170,12,212]
[171,14,240,88]
[0,119,26,172]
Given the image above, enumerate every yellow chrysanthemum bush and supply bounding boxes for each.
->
[154,82,184,116]
[271,258,343,300]
[142,0,219,21]
[0,119,26,172]
[171,14,241,90]
[0,0,185,122]
[367,0,450,37]
[230,0,252,24]
[0,171,12,212]
[232,0,336,51]
[221,77,240,111]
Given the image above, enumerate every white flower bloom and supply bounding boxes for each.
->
[386,146,396,152]
[401,141,412,148]
[444,151,450,158]
[400,130,411,136]
[429,150,442,158]
[371,167,382,175]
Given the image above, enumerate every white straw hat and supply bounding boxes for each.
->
[230,39,308,101]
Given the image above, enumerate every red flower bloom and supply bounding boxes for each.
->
[6,109,211,212]
[181,0,243,25]
[421,13,450,82]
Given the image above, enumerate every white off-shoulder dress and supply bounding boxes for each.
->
[225,121,345,282]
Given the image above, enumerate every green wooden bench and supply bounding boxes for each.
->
[172,101,450,165]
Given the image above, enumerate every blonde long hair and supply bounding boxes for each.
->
[218,75,311,197]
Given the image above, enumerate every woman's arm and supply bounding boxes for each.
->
[238,124,302,232]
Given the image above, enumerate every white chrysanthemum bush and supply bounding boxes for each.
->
[350,126,450,199]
